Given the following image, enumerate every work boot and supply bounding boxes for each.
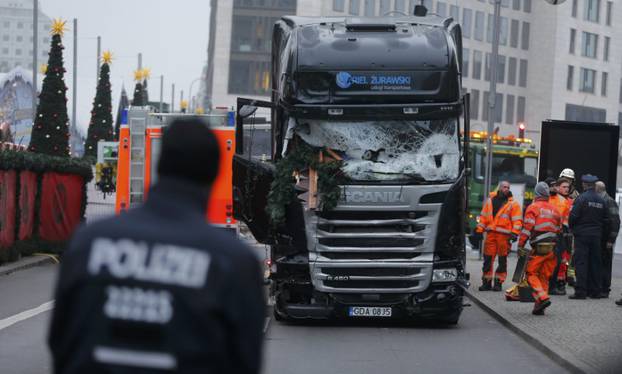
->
[532,299,551,315]
[567,276,576,287]
[569,293,586,300]
[479,280,492,291]
[492,280,502,292]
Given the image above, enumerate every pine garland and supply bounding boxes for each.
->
[266,140,344,226]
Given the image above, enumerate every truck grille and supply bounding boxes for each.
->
[309,209,435,293]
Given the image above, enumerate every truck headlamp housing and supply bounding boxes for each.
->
[432,268,458,283]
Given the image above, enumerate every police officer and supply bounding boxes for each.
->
[594,181,620,298]
[568,174,609,300]
[48,119,265,373]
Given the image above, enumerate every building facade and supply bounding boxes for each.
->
[0,0,52,73]
[203,0,622,144]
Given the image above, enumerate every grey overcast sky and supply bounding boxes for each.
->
[39,0,211,135]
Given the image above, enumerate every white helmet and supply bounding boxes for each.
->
[559,168,575,180]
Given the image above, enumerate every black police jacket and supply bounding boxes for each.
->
[569,188,610,237]
[48,177,265,374]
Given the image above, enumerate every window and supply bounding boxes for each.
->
[350,0,360,15]
[519,59,528,87]
[486,14,494,43]
[523,0,531,12]
[364,0,375,16]
[470,89,480,120]
[579,68,596,93]
[474,11,485,41]
[517,96,526,122]
[499,17,508,46]
[2,35,8,41]
[512,0,520,10]
[472,50,483,79]
[501,0,510,8]
[572,0,578,17]
[521,21,530,50]
[15,48,22,56]
[436,1,447,16]
[606,1,612,26]
[567,65,574,90]
[483,91,489,121]
[379,0,391,15]
[2,21,9,28]
[485,52,491,81]
[601,72,608,96]
[1,48,8,54]
[569,28,576,54]
[506,94,515,125]
[510,19,519,48]
[565,104,606,122]
[333,0,345,12]
[581,32,598,58]
[508,57,517,86]
[462,9,472,38]
[231,15,279,54]
[395,0,405,12]
[17,22,23,29]
[228,60,271,95]
[604,36,610,61]
[16,35,22,42]
[584,0,600,23]
[495,93,503,123]
[450,5,459,20]
[463,48,470,78]
[497,55,506,84]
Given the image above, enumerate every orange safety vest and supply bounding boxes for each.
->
[548,193,570,227]
[476,192,522,236]
[519,199,562,248]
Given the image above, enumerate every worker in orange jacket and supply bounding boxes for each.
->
[557,177,576,287]
[546,178,572,295]
[474,181,523,292]
[518,182,562,315]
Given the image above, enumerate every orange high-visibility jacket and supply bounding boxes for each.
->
[519,199,562,248]
[476,192,522,236]
[548,193,570,227]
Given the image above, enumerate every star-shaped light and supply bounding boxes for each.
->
[141,67,151,80]
[39,63,48,74]
[180,100,188,109]
[102,50,113,64]
[50,18,67,36]
[134,69,143,82]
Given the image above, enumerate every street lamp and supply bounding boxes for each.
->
[188,77,202,113]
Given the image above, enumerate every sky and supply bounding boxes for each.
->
[39,0,211,136]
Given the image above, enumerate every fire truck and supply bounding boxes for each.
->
[466,131,538,238]
[114,107,237,232]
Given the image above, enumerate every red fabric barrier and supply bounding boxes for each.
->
[18,171,37,241]
[38,172,83,242]
[0,170,17,249]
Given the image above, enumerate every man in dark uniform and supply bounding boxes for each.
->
[568,174,609,300]
[48,118,265,373]
[595,181,620,298]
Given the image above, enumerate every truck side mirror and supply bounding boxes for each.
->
[239,105,258,119]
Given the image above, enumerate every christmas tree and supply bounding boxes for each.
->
[84,51,114,160]
[114,85,128,140]
[28,19,70,157]
[142,67,150,106]
[131,69,145,106]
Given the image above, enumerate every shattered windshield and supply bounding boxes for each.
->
[294,119,459,182]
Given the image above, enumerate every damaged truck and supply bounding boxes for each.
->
[233,10,470,323]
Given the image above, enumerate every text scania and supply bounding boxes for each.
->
[344,191,403,203]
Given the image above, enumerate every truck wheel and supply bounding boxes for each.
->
[439,310,461,325]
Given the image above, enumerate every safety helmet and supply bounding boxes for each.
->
[559,168,575,180]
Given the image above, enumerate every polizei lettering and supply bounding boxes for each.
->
[344,191,402,203]
[88,238,211,288]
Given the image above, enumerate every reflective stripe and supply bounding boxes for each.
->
[499,214,510,219]
[511,215,523,220]
[521,229,531,236]
[534,222,559,231]
[495,227,512,234]
[524,218,536,224]
[533,232,557,242]
[481,213,493,217]
[93,346,177,370]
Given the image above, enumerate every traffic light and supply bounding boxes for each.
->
[518,122,525,138]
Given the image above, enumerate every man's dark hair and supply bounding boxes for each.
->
[157,117,220,185]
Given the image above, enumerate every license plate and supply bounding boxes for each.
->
[348,306,392,318]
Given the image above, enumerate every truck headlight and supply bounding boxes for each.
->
[432,268,458,282]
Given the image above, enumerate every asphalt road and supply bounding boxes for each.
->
[0,263,569,374]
